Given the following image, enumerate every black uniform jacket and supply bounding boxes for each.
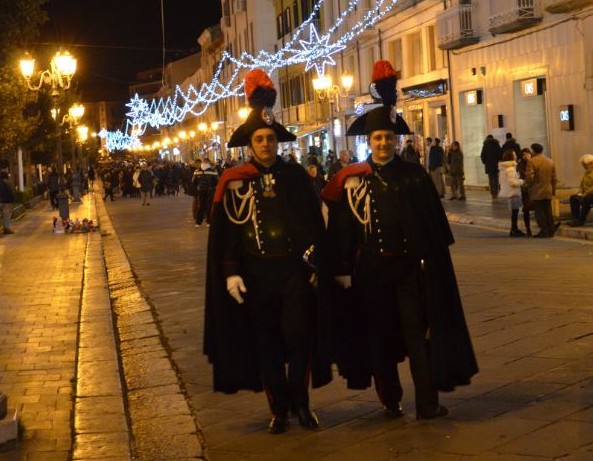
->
[321,155,478,392]
[204,158,333,393]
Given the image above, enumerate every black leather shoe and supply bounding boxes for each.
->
[293,407,320,429]
[416,405,448,420]
[268,415,290,434]
[384,402,404,418]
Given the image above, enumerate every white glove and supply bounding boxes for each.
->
[334,275,352,290]
[226,275,247,304]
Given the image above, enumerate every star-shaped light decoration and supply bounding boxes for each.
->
[297,23,346,76]
[125,94,150,126]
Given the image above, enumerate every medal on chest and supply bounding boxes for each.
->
[261,173,276,198]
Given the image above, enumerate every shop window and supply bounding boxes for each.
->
[283,8,292,34]
[277,14,283,39]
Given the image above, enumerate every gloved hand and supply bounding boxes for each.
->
[226,275,247,304]
[334,275,352,290]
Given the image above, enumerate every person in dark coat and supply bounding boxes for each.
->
[192,157,218,227]
[480,134,503,198]
[501,132,521,159]
[322,60,478,421]
[204,69,332,435]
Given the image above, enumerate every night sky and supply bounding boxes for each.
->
[37,0,222,101]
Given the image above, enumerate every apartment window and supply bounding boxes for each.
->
[387,39,403,76]
[293,1,300,27]
[250,22,255,54]
[427,25,445,71]
[406,32,422,77]
[301,0,312,22]
[283,8,292,34]
[277,14,283,39]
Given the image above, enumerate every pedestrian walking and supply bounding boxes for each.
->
[47,166,60,210]
[567,154,593,227]
[428,138,445,198]
[322,60,478,421]
[327,149,352,179]
[400,139,421,164]
[517,147,533,236]
[480,134,503,198]
[501,132,521,158]
[499,149,526,237]
[87,165,96,190]
[204,69,332,434]
[102,170,116,202]
[446,141,465,200]
[0,171,15,234]
[193,158,218,227]
[138,162,154,206]
[524,143,557,238]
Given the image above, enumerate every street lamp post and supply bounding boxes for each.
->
[20,50,77,218]
[312,72,354,153]
[198,121,220,161]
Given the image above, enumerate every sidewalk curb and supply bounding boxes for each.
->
[94,194,206,461]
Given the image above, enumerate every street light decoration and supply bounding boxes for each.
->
[20,50,77,92]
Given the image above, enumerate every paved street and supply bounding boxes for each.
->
[1,189,592,460]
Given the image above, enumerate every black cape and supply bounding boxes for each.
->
[322,156,479,392]
[203,158,333,393]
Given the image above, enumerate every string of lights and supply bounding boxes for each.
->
[100,0,401,151]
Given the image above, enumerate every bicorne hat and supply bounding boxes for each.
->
[346,60,410,136]
[227,69,296,147]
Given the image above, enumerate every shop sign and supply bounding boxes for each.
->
[521,78,545,97]
[559,105,574,131]
[465,89,482,106]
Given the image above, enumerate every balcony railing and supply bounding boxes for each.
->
[392,0,422,13]
[489,0,543,35]
[544,0,593,13]
[436,3,480,50]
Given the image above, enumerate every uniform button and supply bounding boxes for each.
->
[258,220,262,224]
[379,239,383,243]
[375,219,379,223]
[378,229,382,233]
[261,250,266,254]
[259,230,263,234]
[380,249,384,253]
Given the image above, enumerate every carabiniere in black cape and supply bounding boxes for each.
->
[323,155,479,392]
[203,157,333,394]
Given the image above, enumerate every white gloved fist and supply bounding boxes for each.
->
[226,275,247,304]
[334,275,352,290]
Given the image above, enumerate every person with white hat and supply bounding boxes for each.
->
[322,60,478,420]
[567,154,593,226]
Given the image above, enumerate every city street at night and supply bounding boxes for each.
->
[1,189,592,460]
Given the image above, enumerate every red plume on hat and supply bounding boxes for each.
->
[244,69,277,109]
[371,60,397,106]
[345,60,409,136]
[227,69,295,147]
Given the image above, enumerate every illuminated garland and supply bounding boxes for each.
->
[101,0,401,151]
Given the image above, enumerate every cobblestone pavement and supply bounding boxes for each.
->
[1,188,592,461]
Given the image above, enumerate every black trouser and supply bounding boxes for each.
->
[49,190,59,209]
[569,194,593,222]
[357,253,438,413]
[533,199,555,236]
[244,264,314,416]
[487,172,499,197]
[196,190,214,225]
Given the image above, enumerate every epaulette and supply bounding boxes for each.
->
[213,163,261,203]
[321,162,373,203]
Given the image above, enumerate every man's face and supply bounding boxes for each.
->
[249,128,278,167]
[339,150,350,163]
[369,130,397,164]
